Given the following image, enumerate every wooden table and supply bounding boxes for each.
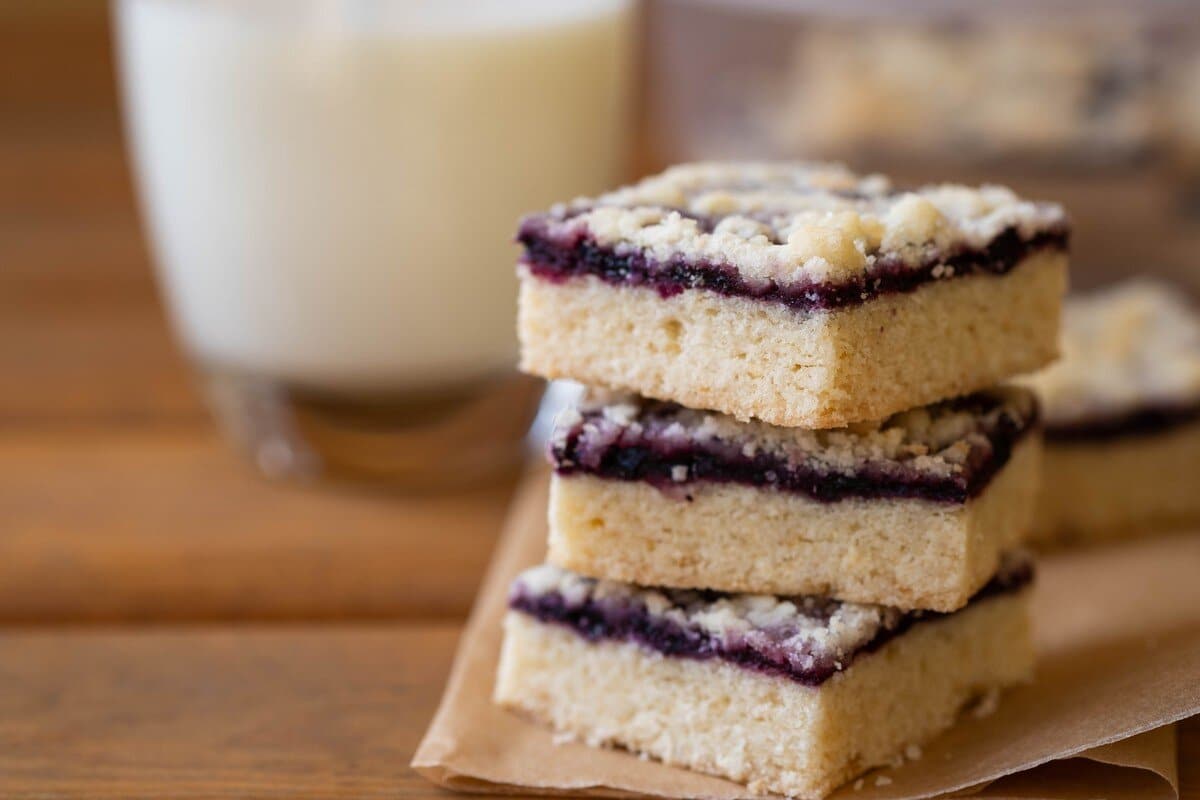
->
[0,625,462,799]
[0,4,1195,797]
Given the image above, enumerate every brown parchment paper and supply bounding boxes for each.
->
[413,470,1200,799]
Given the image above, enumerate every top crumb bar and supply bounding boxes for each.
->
[1022,280,1200,440]
[519,162,1068,309]
[517,162,1068,428]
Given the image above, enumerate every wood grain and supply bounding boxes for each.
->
[0,623,1193,799]
[0,428,517,622]
[0,624,462,799]
[1,0,201,425]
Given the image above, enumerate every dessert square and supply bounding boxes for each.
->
[495,559,1034,800]
[1022,280,1200,543]
[547,387,1041,611]
[517,162,1068,428]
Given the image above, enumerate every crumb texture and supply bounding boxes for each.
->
[1022,280,1200,428]
[552,386,1036,499]
[522,162,1067,286]
[495,590,1032,799]
[509,555,1032,684]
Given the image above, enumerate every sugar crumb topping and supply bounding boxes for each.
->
[514,556,1031,684]
[532,162,1065,285]
[555,387,1035,479]
[1021,280,1200,425]
[513,563,903,668]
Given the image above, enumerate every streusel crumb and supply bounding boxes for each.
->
[532,162,1065,286]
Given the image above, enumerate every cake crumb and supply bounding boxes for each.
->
[904,743,923,761]
[970,688,1002,719]
[564,387,1036,483]
[875,775,893,787]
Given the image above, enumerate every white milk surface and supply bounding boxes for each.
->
[117,0,632,391]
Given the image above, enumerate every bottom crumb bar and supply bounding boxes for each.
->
[494,561,1033,800]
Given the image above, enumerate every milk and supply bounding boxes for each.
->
[116,0,633,393]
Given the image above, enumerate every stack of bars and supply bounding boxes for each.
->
[494,163,1069,799]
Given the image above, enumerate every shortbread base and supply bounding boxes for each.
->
[1034,421,1200,544]
[495,591,1032,800]
[518,251,1065,428]
[548,437,1039,612]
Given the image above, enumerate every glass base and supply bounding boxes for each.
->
[200,366,542,491]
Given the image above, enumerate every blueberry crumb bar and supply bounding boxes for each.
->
[547,386,1041,611]
[517,162,1068,428]
[495,558,1034,800]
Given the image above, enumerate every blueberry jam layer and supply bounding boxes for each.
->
[509,559,1033,687]
[551,392,1038,504]
[1046,401,1200,444]
[518,216,1068,313]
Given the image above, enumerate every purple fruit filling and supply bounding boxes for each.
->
[551,393,1037,504]
[518,215,1068,313]
[509,561,1032,687]
[1046,400,1200,443]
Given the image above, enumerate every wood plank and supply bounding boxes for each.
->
[0,272,204,425]
[0,430,517,622]
[0,624,461,799]
[0,623,1193,799]
[0,0,201,424]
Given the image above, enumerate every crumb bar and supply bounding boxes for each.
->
[495,559,1033,800]
[547,387,1040,611]
[1022,280,1200,543]
[518,162,1068,428]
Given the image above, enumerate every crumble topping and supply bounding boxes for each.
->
[514,562,904,670]
[526,162,1065,286]
[1021,280,1200,426]
[553,387,1036,481]
[511,555,1031,681]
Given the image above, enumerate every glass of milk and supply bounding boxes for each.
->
[114,0,634,487]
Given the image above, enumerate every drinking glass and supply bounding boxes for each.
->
[115,0,634,487]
